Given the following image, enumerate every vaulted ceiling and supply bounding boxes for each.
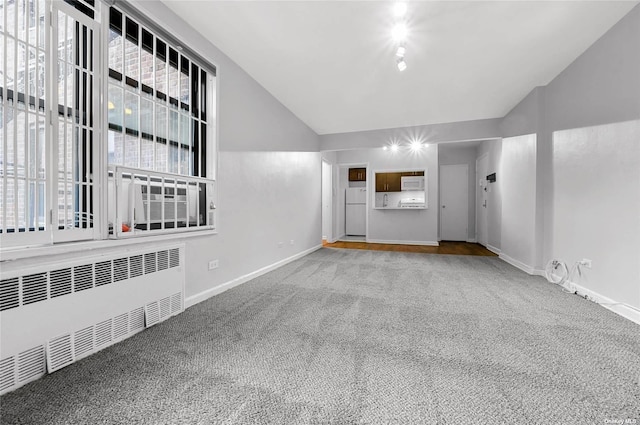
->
[162,1,637,135]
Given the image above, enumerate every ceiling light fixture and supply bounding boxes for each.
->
[393,2,407,18]
[390,143,400,152]
[391,23,407,43]
[396,45,406,57]
[396,57,407,72]
[410,140,422,151]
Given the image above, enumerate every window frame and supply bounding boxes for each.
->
[0,0,218,251]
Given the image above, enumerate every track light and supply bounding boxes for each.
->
[396,45,406,57]
[396,57,407,72]
[391,23,407,43]
[390,143,399,152]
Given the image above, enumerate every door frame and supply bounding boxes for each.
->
[337,162,369,241]
[476,153,489,247]
[321,159,334,243]
[439,164,469,241]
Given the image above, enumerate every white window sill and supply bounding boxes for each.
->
[0,229,217,263]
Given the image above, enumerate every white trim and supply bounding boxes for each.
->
[466,238,477,243]
[499,253,535,274]
[185,244,322,309]
[554,278,640,326]
[365,239,439,246]
[486,244,501,255]
[0,229,217,262]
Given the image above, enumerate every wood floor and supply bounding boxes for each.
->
[322,240,497,256]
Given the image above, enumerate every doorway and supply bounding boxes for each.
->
[322,160,333,242]
[440,164,468,241]
[476,154,489,247]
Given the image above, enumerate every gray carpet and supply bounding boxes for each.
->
[1,248,639,424]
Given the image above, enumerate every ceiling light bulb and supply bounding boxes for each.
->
[410,140,422,151]
[383,146,389,151]
[390,144,399,152]
[397,58,407,72]
[396,45,406,57]
[393,2,407,18]
[391,23,407,42]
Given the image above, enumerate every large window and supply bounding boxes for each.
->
[0,0,217,249]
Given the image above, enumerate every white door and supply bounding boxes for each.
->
[476,155,489,246]
[322,161,333,241]
[440,165,468,241]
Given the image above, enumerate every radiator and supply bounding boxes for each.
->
[0,243,185,395]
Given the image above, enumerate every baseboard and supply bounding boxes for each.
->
[466,238,477,243]
[184,244,322,308]
[365,239,439,246]
[486,244,501,255]
[555,278,640,326]
[499,253,536,275]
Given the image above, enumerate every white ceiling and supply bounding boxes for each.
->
[162,1,637,135]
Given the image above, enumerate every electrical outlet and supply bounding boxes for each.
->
[208,260,219,270]
[580,258,592,268]
[290,240,294,245]
[278,242,284,248]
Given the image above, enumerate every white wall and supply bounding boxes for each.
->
[500,135,537,272]
[438,144,478,241]
[476,140,503,252]
[336,146,439,245]
[553,121,640,309]
[322,160,332,240]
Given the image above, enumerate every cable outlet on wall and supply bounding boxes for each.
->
[580,258,592,268]
[208,260,219,270]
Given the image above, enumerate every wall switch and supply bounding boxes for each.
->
[580,259,592,268]
[290,240,294,245]
[278,242,284,248]
[208,260,219,270]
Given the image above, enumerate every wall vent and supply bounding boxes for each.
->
[47,335,74,373]
[170,292,182,314]
[95,319,113,348]
[22,273,47,305]
[113,313,129,341]
[50,268,72,298]
[73,264,94,292]
[0,357,16,392]
[0,247,180,312]
[74,327,94,360]
[94,261,112,287]
[17,346,46,383]
[145,302,160,327]
[130,306,145,332]
[159,296,171,320]
[0,278,19,311]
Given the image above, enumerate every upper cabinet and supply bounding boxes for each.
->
[400,171,424,177]
[348,168,367,182]
[375,172,402,192]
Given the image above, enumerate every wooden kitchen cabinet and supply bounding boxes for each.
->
[375,172,402,192]
[348,168,367,181]
[400,171,424,176]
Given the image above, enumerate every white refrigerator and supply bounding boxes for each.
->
[346,188,366,236]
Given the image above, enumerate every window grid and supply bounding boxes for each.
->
[1,0,47,237]
[107,7,210,179]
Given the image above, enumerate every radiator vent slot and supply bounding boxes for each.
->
[95,319,113,348]
[94,261,112,287]
[74,327,94,360]
[22,273,48,305]
[47,335,74,373]
[113,313,129,341]
[50,269,72,298]
[145,302,160,327]
[130,255,143,278]
[159,296,171,320]
[0,278,20,311]
[169,248,180,268]
[113,258,129,282]
[157,250,169,270]
[170,292,182,314]
[144,252,156,274]
[73,264,94,292]
[130,307,145,332]
[0,357,16,393]
[17,346,45,383]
